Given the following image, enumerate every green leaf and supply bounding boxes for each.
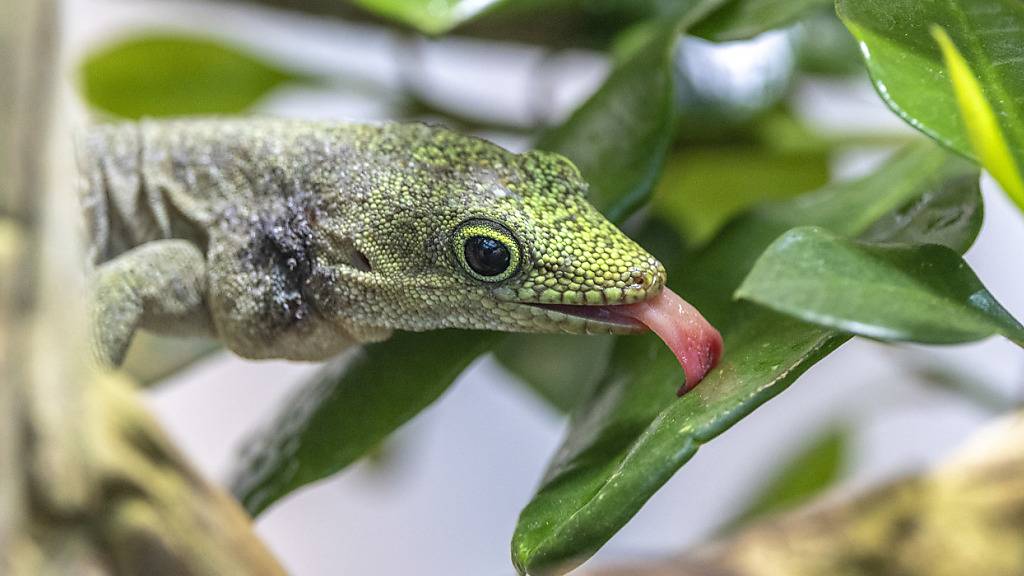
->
[80,35,304,119]
[494,334,614,413]
[792,7,864,76]
[679,145,977,327]
[693,0,834,41]
[932,25,1024,211]
[837,0,1024,190]
[511,144,980,575]
[726,428,848,530]
[231,330,498,515]
[352,0,506,35]
[513,320,844,576]
[537,0,729,222]
[736,226,1024,346]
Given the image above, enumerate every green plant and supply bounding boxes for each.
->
[78,0,1024,574]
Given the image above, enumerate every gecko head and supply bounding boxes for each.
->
[440,149,667,335]
[314,128,666,337]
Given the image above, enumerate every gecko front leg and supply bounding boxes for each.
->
[90,239,214,366]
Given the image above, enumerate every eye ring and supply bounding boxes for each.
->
[453,219,522,282]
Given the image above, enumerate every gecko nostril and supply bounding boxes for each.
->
[629,269,648,289]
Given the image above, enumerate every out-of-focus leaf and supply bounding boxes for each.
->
[792,7,863,76]
[837,0,1024,183]
[726,428,848,529]
[736,227,1024,346]
[81,35,305,119]
[536,23,674,222]
[897,351,1017,413]
[230,1,727,517]
[494,334,614,412]
[932,26,1024,211]
[511,145,980,576]
[352,0,506,35]
[653,147,830,246]
[537,0,729,222]
[693,0,833,41]
[232,330,498,515]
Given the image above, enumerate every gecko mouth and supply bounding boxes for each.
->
[526,302,646,331]
[527,286,724,393]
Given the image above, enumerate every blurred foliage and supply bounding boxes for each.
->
[350,0,506,34]
[692,0,833,41]
[897,351,1019,414]
[494,333,614,412]
[81,35,306,118]
[653,146,830,246]
[74,0,1024,574]
[232,330,496,515]
[838,0,1024,212]
[791,6,862,76]
[725,428,848,530]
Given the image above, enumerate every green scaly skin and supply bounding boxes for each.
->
[79,119,665,366]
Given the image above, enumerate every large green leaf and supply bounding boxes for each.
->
[511,145,981,575]
[232,330,498,515]
[230,1,725,516]
[736,227,1024,346]
[693,0,834,41]
[837,0,1024,180]
[513,319,844,576]
[81,35,305,119]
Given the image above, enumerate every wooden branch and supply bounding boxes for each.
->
[588,411,1024,576]
[1,1,286,573]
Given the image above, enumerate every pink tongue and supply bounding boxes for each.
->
[618,288,723,394]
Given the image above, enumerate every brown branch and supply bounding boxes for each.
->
[1,1,285,573]
[588,411,1024,576]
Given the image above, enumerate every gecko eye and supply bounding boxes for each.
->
[465,237,510,277]
[454,219,521,282]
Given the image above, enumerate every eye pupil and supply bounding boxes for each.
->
[465,236,511,277]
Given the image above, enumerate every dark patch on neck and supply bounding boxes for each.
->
[247,196,333,330]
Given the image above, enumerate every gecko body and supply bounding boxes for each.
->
[79,119,666,366]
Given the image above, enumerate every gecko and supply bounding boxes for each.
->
[79,119,721,388]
